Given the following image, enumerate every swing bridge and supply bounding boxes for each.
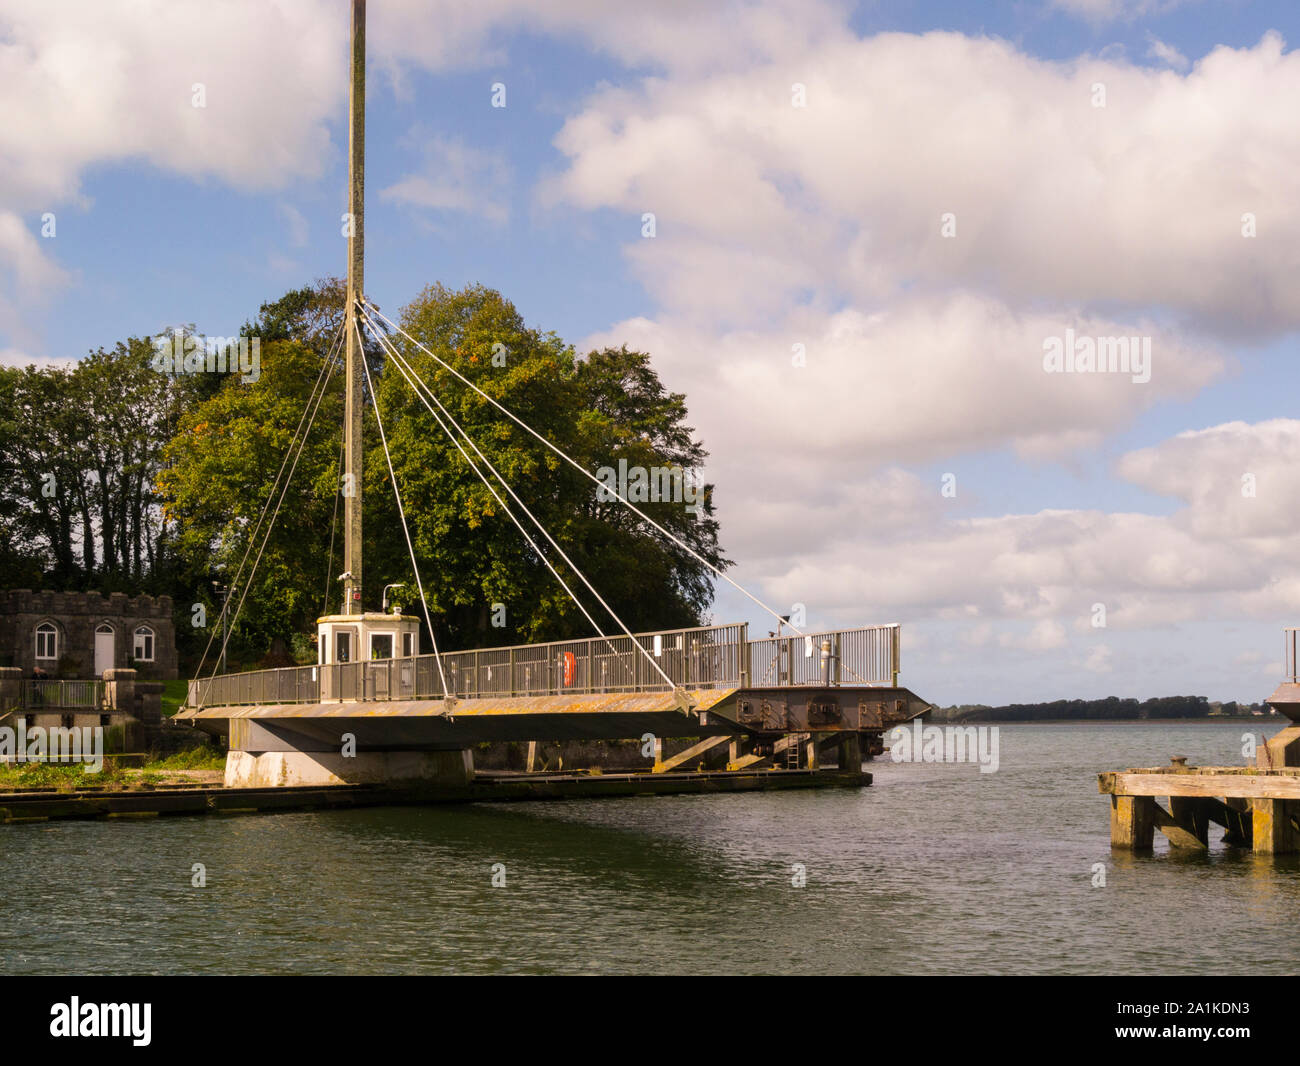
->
[179,621,929,788]
[175,1,933,790]
[181,620,925,747]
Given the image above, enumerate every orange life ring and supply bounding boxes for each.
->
[562,651,576,686]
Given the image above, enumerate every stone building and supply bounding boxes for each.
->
[0,589,178,680]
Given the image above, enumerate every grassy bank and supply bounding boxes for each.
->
[0,745,225,793]
[160,678,189,717]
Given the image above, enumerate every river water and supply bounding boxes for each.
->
[1,721,1296,975]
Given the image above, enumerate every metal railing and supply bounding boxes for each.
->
[187,622,901,710]
[22,680,104,710]
[748,624,899,687]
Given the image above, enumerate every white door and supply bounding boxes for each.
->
[94,627,114,676]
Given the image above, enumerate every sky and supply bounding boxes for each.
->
[2,0,1299,706]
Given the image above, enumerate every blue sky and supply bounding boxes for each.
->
[4,0,1300,706]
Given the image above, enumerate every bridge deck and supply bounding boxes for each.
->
[176,683,931,747]
[177,622,926,758]
[184,622,901,711]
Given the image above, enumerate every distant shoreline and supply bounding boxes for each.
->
[923,715,1277,725]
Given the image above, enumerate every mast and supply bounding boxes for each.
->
[343,0,365,615]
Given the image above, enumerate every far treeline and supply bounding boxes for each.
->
[931,696,1272,723]
[0,279,728,676]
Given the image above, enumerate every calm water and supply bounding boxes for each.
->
[1,722,1296,975]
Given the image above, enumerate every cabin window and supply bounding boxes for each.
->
[402,632,414,658]
[35,623,58,660]
[370,634,394,660]
[133,625,156,662]
[336,632,351,663]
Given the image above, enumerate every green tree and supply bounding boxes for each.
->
[367,282,727,648]
[0,342,192,591]
[0,366,49,587]
[158,337,343,667]
[159,280,729,668]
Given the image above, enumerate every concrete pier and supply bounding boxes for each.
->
[225,749,474,789]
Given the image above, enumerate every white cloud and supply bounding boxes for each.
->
[0,210,72,345]
[1052,0,1198,23]
[381,133,511,224]
[0,0,344,347]
[1146,35,1190,70]
[583,296,1223,478]
[278,203,310,249]
[369,0,847,75]
[548,30,1300,336]
[0,0,844,226]
[0,347,72,369]
[1084,644,1113,673]
[1118,420,1300,540]
[704,421,1300,666]
[0,213,67,293]
[550,23,1297,701]
[1002,619,1070,651]
[0,0,342,211]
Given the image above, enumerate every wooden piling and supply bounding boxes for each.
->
[1251,798,1300,855]
[1109,794,1155,850]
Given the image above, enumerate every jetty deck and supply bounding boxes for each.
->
[1099,762,1300,854]
[1100,635,1300,855]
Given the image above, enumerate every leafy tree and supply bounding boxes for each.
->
[0,366,49,586]
[0,343,186,591]
[367,282,727,648]
[243,276,347,350]
[157,337,343,667]
[159,280,729,667]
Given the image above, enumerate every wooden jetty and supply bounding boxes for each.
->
[1100,629,1300,855]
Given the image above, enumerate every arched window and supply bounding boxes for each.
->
[133,625,156,662]
[35,622,58,661]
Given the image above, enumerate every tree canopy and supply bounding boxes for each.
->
[1,279,729,672]
[0,340,197,593]
[152,279,727,667]
[363,282,726,648]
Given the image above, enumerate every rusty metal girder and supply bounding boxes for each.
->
[718,686,931,735]
[737,696,788,730]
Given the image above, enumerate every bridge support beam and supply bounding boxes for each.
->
[225,749,473,789]
[653,734,731,773]
[224,719,473,789]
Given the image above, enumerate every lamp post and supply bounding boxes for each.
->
[382,583,404,614]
